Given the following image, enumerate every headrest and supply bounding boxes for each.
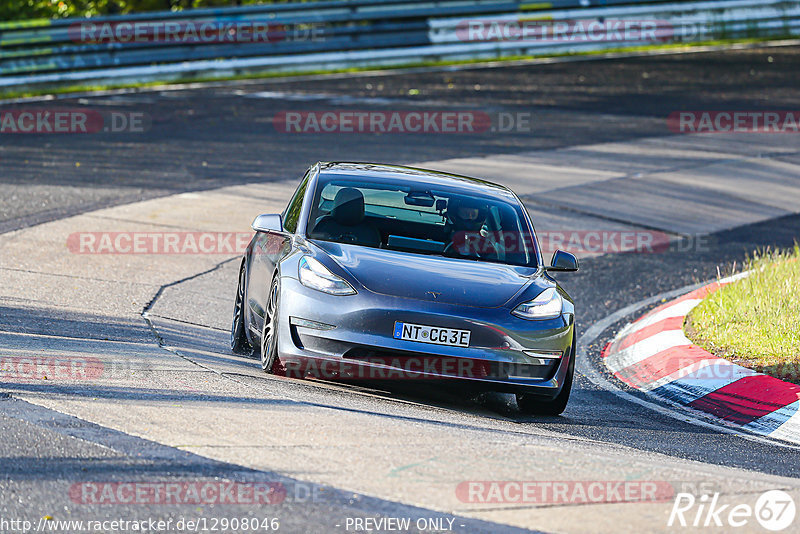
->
[332,187,365,226]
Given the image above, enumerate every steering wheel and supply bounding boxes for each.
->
[444,239,499,260]
[335,232,359,244]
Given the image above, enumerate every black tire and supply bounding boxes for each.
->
[516,341,575,416]
[231,263,252,354]
[260,275,281,373]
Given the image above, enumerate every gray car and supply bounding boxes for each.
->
[231,162,578,415]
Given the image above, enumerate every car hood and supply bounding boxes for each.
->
[312,241,536,307]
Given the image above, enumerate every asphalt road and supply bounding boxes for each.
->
[1,45,799,533]
[140,213,800,477]
[2,45,798,234]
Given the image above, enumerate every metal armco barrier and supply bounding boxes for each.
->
[1,0,798,91]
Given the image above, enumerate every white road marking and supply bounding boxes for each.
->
[619,298,701,338]
[604,330,690,374]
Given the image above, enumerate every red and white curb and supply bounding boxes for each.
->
[602,273,800,445]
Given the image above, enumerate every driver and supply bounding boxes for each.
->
[444,197,498,259]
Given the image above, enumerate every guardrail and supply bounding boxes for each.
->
[1,0,798,92]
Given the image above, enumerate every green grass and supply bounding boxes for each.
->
[0,36,786,100]
[686,245,800,383]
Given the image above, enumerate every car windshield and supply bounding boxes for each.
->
[306,174,539,267]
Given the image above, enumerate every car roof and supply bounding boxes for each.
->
[317,162,517,199]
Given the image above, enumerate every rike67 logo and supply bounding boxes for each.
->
[669,490,796,531]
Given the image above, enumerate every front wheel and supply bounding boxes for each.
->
[516,343,575,416]
[260,275,281,373]
[231,263,252,354]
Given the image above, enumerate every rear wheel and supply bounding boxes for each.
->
[230,263,252,354]
[516,341,575,416]
[260,275,281,373]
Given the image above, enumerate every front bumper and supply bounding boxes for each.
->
[276,277,575,398]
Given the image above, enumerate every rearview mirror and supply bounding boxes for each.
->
[251,214,283,233]
[546,250,578,272]
[404,191,435,207]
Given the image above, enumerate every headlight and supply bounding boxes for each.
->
[298,256,356,295]
[512,287,563,320]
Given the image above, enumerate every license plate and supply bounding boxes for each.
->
[393,321,471,347]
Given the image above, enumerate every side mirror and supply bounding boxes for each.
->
[546,250,579,272]
[251,214,283,233]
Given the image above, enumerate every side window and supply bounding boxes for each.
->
[282,172,310,234]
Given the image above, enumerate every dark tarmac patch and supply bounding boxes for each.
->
[3,45,797,234]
